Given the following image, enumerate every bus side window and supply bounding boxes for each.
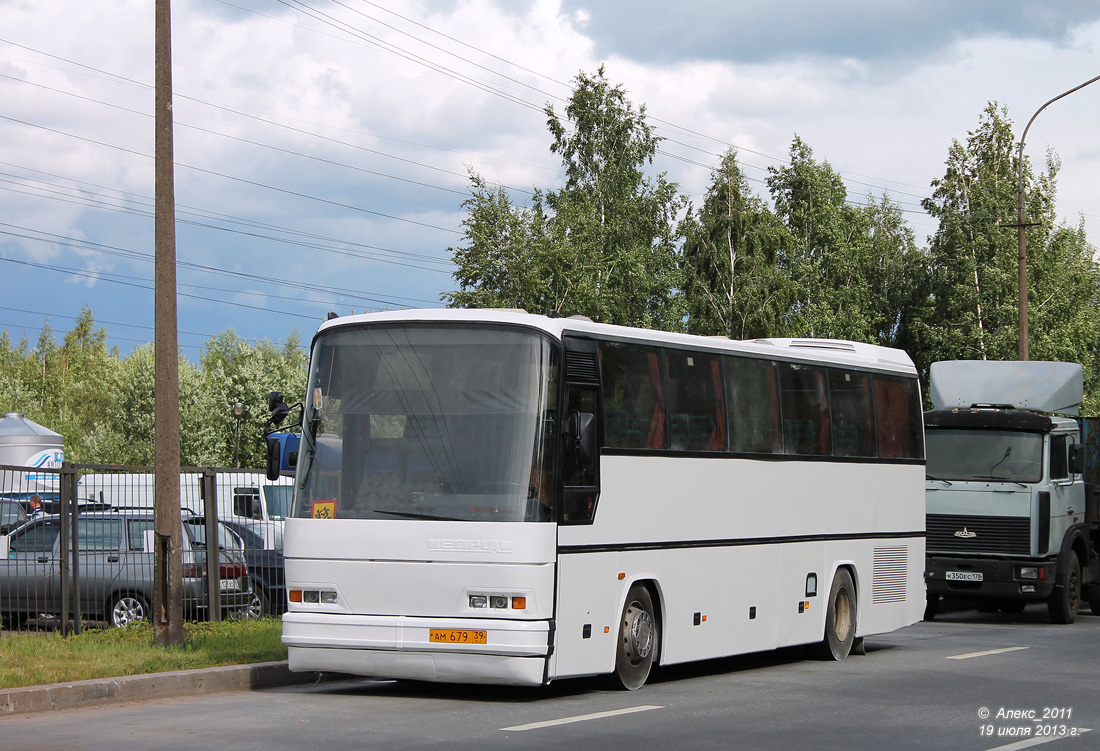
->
[599,341,665,450]
[874,375,923,459]
[779,362,830,456]
[667,351,725,452]
[829,369,875,458]
[562,386,599,524]
[727,357,781,453]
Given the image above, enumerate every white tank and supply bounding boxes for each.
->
[0,412,66,496]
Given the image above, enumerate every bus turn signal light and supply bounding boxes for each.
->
[512,597,526,609]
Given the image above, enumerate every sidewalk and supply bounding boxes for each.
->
[0,662,340,716]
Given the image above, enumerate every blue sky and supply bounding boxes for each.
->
[1,0,1098,360]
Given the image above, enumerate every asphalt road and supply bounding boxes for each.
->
[3,604,1097,751]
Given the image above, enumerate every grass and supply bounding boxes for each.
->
[0,618,287,690]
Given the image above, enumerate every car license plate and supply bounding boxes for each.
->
[945,571,983,582]
[430,629,487,644]
[219,579,241,592]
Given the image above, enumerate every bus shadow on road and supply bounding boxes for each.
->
[299,642,914,701]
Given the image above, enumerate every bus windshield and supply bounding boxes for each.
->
[925,428,1043,484]
[293,324,556,522]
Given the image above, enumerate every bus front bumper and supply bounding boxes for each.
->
[282,612,552,686]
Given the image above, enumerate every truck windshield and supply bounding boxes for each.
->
[293,324,556,522]
[925,428,1043,483]
[262,485,293,520]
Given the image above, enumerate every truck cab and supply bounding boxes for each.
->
[923,361,1100,623]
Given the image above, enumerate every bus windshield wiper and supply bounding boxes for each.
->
[926,476,953,485]
[369,508,456,521]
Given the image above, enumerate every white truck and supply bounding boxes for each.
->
[923,360,1100,623]
[76,471,293,550]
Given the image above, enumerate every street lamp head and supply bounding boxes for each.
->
[233,401,244,419]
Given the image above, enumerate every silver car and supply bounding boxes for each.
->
[0,511,251,628]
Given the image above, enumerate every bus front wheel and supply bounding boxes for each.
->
[610,585,657,690]
[812,569,856,661]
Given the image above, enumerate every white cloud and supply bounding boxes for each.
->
[0,0,1097,354]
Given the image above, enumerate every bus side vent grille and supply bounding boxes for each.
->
[566,351,599,383]
[872,545,908,604]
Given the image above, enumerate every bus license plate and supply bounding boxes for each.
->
[945,571,983,582]
[430,629,487,645]
[219,579,241,592]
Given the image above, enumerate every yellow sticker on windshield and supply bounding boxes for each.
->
[311,500,336,519]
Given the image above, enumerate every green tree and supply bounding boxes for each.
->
[445,175,546,311]
[766,136,924,346]
[0,310,118,461]
[679,148,795,339]
[198,329,308,468]
[447,67,686,329]
[913,103,1100,404]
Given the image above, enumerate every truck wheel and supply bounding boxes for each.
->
[1047,552,1081,625]
[609,585,658,690]
[811,569,856,661]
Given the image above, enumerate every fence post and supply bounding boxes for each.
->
[58,464,72,636]
[66,466,82,636]
[201,468,221,621]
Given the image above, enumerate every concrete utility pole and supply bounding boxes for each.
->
[154,0,184,647]
[1015,73,1100,361]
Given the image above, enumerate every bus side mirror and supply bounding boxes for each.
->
[566,411,596,465]
[1069,443,1084,475]
[266,435,282,481]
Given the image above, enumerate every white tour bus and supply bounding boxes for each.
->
[273,309,925,689]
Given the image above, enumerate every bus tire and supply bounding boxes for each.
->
[1047,552,1081,625]
[812,569,856,661]
[610,585,657,690]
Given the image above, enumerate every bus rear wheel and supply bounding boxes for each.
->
[610,585,657,690]
[812,569,856,661]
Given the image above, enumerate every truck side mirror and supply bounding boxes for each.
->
[266,435,282,481]
[1069,443,1084,475]
[268,391,291,427]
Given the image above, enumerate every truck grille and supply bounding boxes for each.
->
[926,514,1030,556]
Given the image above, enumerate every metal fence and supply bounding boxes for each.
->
[0,463,288,635]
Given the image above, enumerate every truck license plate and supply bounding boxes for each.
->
[945,571,983,582]
[430,629,487,644]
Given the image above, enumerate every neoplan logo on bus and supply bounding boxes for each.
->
[428,539,513,553]
[953,527,977,539]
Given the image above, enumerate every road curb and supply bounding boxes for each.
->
[0,661,340,716]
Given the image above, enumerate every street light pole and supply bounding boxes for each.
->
[233,402,244,468]
[1015,73,1100,361]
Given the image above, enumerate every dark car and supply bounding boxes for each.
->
[1,499,28,535]
[0,510,251,628]
[219,519,285,617]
